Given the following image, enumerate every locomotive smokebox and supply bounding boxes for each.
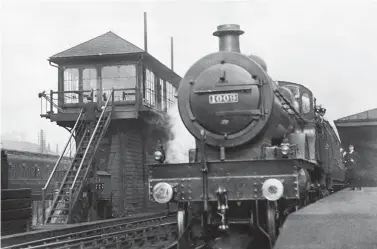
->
[178,23,298,148]
[213,24,244,53]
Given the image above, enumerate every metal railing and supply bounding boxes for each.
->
[41,109,85,224]
[39,88,137,116]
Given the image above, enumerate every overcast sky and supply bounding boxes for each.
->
[1,0,377,149]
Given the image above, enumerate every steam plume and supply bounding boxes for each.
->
[165,103,195,163]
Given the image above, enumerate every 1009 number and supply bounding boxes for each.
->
[209,93,239,104]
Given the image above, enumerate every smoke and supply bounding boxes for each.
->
[165,103,195,163]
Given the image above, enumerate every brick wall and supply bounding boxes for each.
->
[121,122,144,213]
[96,134,111,172]
[106,118,174,216]
[108,131,123,216]
[108,120,144,216]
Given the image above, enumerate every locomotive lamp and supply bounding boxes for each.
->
[315,105,327,116]
[152,182,174,204]
[154,142,166,163]
[154,150,165,163]
[280,141,291,156]
[262,179,284,201]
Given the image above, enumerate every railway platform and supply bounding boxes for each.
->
[275,187,377,249]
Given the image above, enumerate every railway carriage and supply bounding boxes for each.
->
[2,149,70,195]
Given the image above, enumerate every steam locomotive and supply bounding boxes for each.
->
[148,24,346,248]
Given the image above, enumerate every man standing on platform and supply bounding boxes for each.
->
[344,144,361,190]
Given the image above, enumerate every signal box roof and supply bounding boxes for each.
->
[48,31,181,87]
[49,31,144,60]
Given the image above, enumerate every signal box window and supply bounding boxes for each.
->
[101,65,136,102]
[63,68,79,104]
[83,68,97,102]
[160,79,166,111]
[166,81,176,110]
[144,69,156,107]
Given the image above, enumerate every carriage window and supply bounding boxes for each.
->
[302,93,311,114]
[63,68,79,104]
[83,68,97,102]
[44,165,50,180]
[8,162,12,179]
[33,164,40,179]
[21,163,27,178]
[102,65,136,102]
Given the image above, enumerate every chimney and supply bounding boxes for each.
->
[170,37,174,71]
[213,24,244,53]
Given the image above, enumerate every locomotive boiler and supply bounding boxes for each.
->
[148,24,346,248]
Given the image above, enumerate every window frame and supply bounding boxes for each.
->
[101,64,138,103]
[59,63,138,106]
[82,67,99,103]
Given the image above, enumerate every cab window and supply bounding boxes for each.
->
[302,92,311,114]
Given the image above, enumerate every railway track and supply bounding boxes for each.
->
[2,213,177,249]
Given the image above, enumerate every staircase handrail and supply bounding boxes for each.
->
[43,109,84,191]
[45,125,88,223]
[70,89,114,191]
[68,110,113,223]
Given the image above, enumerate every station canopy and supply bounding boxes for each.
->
[335,108,377,186]
[334,108,377,148]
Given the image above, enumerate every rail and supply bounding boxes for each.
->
[41,109,85,223]
[1,212,175,249]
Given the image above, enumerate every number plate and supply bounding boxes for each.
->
[209,93,239,104]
